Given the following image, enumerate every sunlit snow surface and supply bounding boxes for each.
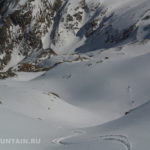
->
[0,41,150,149]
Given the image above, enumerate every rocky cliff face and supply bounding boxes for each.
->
[0,0,150,72]
[0,0,64,70]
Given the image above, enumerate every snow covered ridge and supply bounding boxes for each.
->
[0,0,150,71]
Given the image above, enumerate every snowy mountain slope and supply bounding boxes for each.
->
[0,0,150,70]
[0,40,150,149]
[52,101,150,150]
[76,0,150,52]
[0,0,150,150]
[30,41,150,118]
[0,78,101,128]
[39,41,150,150]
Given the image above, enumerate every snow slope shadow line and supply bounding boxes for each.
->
[100,135,131,150]
[51,130,86,145]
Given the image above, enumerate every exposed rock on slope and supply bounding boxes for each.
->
[0,0,64,70]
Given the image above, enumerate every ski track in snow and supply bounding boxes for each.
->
[100,135,131,150]
[52,130,131,150]
[52,130,86,145]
